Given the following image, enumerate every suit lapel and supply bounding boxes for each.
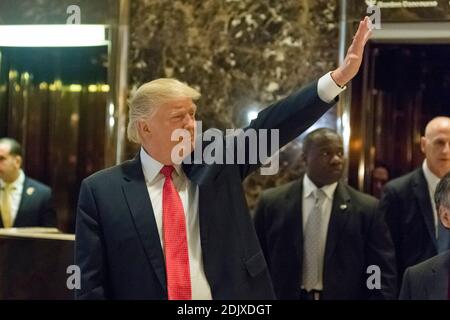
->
[196,183,213,285]
[14,177,32,227]
[426,251,450,300]
[324,183,351,265]
[413,169,437,250]
[183,162,222,286]
[121,156,167,294]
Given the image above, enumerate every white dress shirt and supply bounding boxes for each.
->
[140,148,212,300]
[0,169,25,226]
[318,72,346,103]
[139,73,343,299]
[422,160,440,238]
[302,174,338,291]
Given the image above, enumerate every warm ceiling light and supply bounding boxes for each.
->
[0,25,107,47]
[69,84,82,92]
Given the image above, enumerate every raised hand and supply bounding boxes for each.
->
[331,16,373,87]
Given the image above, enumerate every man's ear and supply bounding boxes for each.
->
[420,136,427,154]
[137,119,151,136]
[14,155,22,169]
[438,206,450,229]
[301,151,308,165]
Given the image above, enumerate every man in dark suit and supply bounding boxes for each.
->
[75,18,373,300]
[378,116,450,288]
[253,128,397,300]
[399,171,450,300]
[0,138,55,228]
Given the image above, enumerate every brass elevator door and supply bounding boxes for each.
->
[0,46,108,232]
[349,44,450,196]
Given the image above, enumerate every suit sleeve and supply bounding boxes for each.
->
[398,267,412,300]
[233,81,336,179]
[74,180,110,299]
[365,202,398,300]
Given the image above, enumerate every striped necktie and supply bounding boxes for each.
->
[302,188,326,291]
[0,183,14,228]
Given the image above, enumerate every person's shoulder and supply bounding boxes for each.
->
[260,180,300,204]
[341,184,378,211]
[255,180,300,219]
[406,250,450,277]
[25,177,51,193]
[344,184,378,205]
[384,167,422,192]
[83,158,138,186]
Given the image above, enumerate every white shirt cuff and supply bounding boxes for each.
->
[317,72,346,103]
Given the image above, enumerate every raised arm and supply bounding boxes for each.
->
[233,17,373,179]
[331,16,373,87]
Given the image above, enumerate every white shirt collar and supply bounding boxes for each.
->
[0,169,25,189]
[139,147,184,184]
[303,173,338,200]
[422,160,440,194]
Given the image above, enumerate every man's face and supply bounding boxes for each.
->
[372,167,389,198]
[421,123,450,178]
[140,98,197,165]
[304,133,345,187]
[438,204,450,229]
[0,143,21,183]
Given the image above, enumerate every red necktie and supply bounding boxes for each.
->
[160,165,192,300]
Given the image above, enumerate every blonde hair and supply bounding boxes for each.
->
[127,78,201,143]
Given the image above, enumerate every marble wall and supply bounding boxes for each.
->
[128,0,340,209]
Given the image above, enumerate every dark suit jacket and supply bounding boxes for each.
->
[399,250,450,300]
[75,80,335,299]
[378,168,441,288]
[0,176,55,228]
[253,178,397,300]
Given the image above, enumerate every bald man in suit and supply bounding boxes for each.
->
[379,117,450,290]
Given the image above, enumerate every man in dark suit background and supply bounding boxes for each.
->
[75,18,373,300]
[378,116,450,288]
[253,128,397,300]
[399,171,450,300]
[0,138,55,228]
